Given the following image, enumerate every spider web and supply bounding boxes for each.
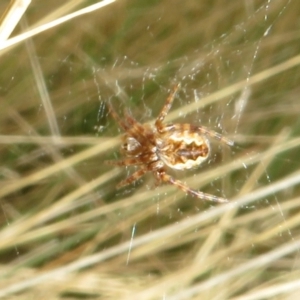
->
[0,0,300,299]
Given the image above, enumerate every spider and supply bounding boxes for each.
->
[105,84,234,203]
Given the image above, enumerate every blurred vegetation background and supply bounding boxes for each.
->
[0,0,300,299]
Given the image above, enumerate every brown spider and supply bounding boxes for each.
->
[105,84,234,203]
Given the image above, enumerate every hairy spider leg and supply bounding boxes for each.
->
[162,124,234,147]
[156,171,228,203]
[116,168,148,189]
[107,102,130,132]
[155,83,181,129]
[108,103,155,153]
[123,109,157,145]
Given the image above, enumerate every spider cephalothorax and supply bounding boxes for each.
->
[106,84,233,203]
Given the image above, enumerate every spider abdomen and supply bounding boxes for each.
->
[157,132,210,170]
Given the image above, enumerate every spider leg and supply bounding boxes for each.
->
[116,168,148,189]
[108,103,153,147]
[157,171,228,203]
[123,109,157,146]
[107,102,130,132]
[163,123,234,146]
[124,108,152,133]
[155,83,180,129]
[105,158,143,166]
